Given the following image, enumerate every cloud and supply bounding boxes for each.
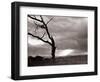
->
[28,15,88,57]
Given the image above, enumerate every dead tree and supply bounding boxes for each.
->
[28,15,56,61]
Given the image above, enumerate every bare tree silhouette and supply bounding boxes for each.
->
[28,15,56,62]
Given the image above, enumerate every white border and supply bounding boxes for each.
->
[20,6,95,76]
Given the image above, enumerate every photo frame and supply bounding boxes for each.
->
[11,2,98,80]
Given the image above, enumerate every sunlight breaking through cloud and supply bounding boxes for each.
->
[56,49,74,57]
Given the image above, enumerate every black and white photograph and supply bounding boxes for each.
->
[11,2,97,80]
[28,15,88,66]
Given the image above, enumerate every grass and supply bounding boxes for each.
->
[28,55,87,66]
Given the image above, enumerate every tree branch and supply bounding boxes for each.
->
[28,32,52,46]
[40,16,52,40]
[41,32,46,39]
[28,15,54,45]
[34,22,39,33]
[28,15,43,23]
[46,17,54,25]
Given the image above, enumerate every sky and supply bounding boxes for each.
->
[28,15,88,57]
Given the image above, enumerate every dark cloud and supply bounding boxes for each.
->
[28,15,88,57]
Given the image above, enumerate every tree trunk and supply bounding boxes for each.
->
[51,46,56,61]
[50,36,56,62]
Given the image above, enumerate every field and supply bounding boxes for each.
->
[28,55,87,66]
